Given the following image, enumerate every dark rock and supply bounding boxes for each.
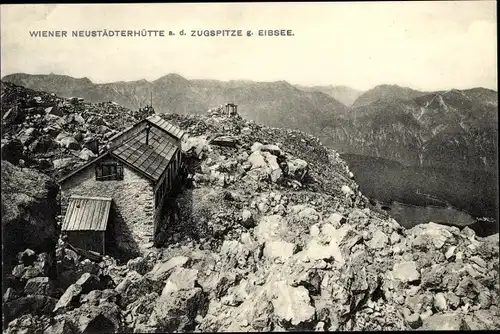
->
[76,273,103,294]
[223,190,241,202]
[36,158,53,170]
[2,161,59,268]
[119,276,164,306]
[43,319,78,334]
[18,249,37,266]
[4,295,57,324]
[28,137,57,154]
[127,257,154,275]
[421,265,446,289]
[405,312,423,329]
[3,105,26,125]
[1,139,25,165]
[260,144,282,156]
[240,209,256,228]
[210,136,239,147]
[3,287,19,303]
[53,284,83,313]
[24,277,54,296]
[455,276,482,300]
[149,287,209,332]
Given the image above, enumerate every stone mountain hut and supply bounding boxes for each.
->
[57,115,186,255]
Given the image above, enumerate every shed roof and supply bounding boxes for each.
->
[62,196,112,232]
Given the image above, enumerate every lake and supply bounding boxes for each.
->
[341,153,499,237]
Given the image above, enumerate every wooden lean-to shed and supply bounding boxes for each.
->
[61,195,112,255]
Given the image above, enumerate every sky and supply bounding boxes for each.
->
[0,2,497,91]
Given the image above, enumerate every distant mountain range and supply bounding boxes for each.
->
[330,87,498,172]
[351,84,427,108]
[294,84,363,107]
[2,73,349,137]
[2,73,498,173]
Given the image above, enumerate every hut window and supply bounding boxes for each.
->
[96,161,123,181]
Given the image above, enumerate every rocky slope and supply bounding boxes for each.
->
[1,81,146,180]
[2,73,348,139]
[2,100,499,332]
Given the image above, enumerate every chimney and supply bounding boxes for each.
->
[145,124,151,145]
[86,138,99,155]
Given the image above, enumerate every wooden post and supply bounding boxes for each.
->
[102,232,105,255]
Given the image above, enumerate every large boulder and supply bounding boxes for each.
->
[24,277,54,296]
[1,139,25,165]
[56,135,80,150]
[53,284,83,313]
[149,288,209,332]
[420,314,470,330]
[146,256,191,282]
[1,161,58,268]
[392,261,420,283]
[161,268,199,296]
[4,295,57,324]
[78,148,96,161]
[75,273,102,294]
[287,158,308,179]
[17,127,38,146]
[271,281,316,328]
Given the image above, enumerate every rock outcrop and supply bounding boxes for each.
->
[1,161,59,273]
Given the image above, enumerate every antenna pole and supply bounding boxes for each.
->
[150,91,153,107]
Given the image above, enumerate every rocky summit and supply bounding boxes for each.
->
[1,84,499,333]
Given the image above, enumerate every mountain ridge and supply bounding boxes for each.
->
[2,73,497,173]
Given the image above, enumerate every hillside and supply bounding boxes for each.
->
[2,73,349,139]
[1,84,499,332]
[329,88,498,172]
[351,84,427,108]
[295,84,363,107]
